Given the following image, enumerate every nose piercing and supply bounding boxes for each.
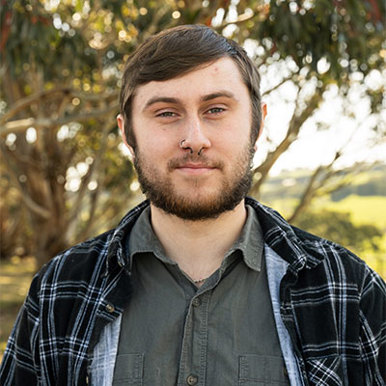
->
[179,139,193,154]
[179,139,204,156]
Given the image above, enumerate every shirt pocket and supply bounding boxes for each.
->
[113,353,144,386]
[305,355,343,386]
[238,354,289,385]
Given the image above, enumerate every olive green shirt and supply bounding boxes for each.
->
[112,205,289,385]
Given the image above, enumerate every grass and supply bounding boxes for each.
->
[321,195,386,228]
[0,256,36,361]
[263,195,386,226]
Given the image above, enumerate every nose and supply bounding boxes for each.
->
[180,117,211,155]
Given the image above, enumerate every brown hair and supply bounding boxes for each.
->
[119,24,261,147]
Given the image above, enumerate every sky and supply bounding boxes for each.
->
[253,60,386,176]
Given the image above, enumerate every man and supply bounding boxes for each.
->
[1,25,385,386]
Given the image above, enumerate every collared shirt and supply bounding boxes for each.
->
[1,198,385,386]
[112,205,290,385]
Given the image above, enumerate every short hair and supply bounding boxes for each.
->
[119,24,261,147]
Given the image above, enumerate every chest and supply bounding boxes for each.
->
[112,254,290,386]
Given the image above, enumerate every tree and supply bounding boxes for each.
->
[293,209,384,255]
[1,0,384,267]
[248,0,384,194]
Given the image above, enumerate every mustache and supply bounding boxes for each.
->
[167,154,224,170]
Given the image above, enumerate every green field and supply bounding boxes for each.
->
[322,195,386,277]
[321,195,386,228]
[263,194,386,277]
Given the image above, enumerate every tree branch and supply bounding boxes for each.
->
[0,143,51,219]
[250,84,325,197]
[0,87,72,124]
[66,118,113,229]
[287,153,373,223]
[216,12,256,30]
[0,88,119,125]
[262,74,296,96]
[0,103,119,137]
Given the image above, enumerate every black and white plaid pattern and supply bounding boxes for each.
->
[1,198,385,385]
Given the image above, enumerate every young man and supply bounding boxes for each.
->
[1,25,385,386]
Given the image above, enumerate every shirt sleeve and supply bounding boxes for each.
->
[359,265,386,386]
[0,273,42,385]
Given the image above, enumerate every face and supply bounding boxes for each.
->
[119,58,265,220]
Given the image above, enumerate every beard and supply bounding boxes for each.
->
[133,144,254,221]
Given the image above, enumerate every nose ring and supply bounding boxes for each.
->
[179,139,193,154]
[179,139,204,156]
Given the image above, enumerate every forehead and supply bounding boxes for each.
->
[132,57,249,107]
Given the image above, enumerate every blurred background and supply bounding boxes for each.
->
[0,0,385,356]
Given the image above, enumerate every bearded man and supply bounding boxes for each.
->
[1,25,385,386]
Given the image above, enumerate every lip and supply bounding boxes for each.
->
[175,163,216,175]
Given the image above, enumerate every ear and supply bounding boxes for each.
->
[117,114,135,161]
[254,102,267,152]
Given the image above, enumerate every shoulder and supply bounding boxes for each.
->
[291,225,386,305]
[246,197,383,289]
[291,226,366,273]
[26,230,115,305]
[34,200,150,287]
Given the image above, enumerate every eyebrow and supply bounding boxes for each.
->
[143,97,180,112]
[201,91,236,102]
[142,90,237,112]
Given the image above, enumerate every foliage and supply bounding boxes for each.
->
[293,209,384,254]
[257,0,384,82]
[0,0,384,266]
[331,170,386,200]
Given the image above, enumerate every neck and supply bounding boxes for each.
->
[150,200,247,282]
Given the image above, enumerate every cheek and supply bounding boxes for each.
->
[136,136,175,163]
[134,119,178,148]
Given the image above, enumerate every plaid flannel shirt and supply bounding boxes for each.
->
[1,198,385,385]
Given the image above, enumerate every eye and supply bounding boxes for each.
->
[207,107,225,114]
[156,111,177,117]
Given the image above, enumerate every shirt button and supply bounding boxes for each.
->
[186,374,198,385]
[105,303,115,313]
[192,298,201,307]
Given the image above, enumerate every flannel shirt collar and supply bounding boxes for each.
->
[104,197,326,276]
[105,200,150,274]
